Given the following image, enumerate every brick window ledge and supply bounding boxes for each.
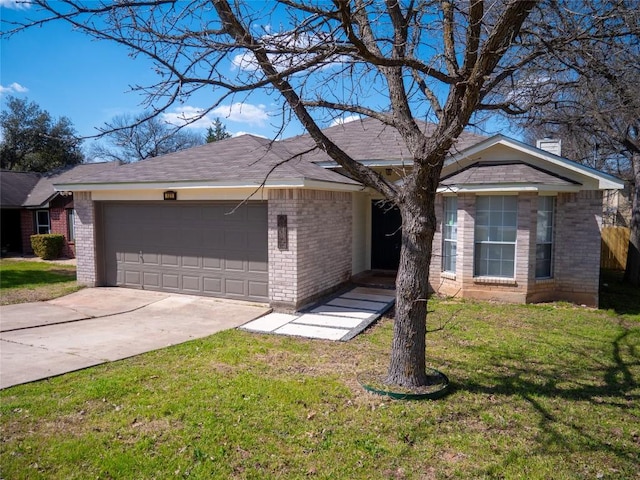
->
[441,271,456,281]
[473,277,518,286]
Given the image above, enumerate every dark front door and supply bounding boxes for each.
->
[0,209,22,254]
[371,201,402,270]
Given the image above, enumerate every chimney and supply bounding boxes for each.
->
[536,138,562,156]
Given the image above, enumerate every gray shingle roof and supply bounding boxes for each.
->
[440,162,581,187]
[0,163,123,208]
[0,171,41,207]
[281,117,487,164]
[53,118,486,187]
[54,134,359,186]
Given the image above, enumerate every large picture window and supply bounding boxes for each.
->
[536,196,555,278]
[35,210,50,235]
[442,196,457,273]
[474,196,517,278]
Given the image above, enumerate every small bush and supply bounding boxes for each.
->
[30,234,64,260]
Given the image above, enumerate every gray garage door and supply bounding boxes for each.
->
[100,202,268,301]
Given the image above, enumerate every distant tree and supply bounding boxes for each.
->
[0,96,84,172]
[206,118,232,143]
[91,112,205,163]
[515,1,640,286]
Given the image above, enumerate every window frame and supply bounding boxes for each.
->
[67,208,75,242]
[535,196,555,279]
[35,209,50,235]
[442,196,458,274]
[473,195,518,279]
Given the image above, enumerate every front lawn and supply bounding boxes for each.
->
[0,259,81,305]
[1,290,638,479]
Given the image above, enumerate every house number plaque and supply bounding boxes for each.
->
[163,190,177,201]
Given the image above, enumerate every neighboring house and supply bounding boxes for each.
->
[51,118,623,308]
[0,163,118,258]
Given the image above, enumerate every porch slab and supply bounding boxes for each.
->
[240,286,395,341]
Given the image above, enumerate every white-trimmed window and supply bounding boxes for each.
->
[536,196,555,278]
[474,196,517,278]
[35,210,50,234]
[442,196,457,273]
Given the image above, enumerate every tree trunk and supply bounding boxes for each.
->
[386,181,437,388]
[624,153,640,286]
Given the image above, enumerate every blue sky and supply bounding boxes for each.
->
[1,0,302,156]
[1,0,517,160]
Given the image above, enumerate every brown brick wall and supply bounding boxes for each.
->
[49,195,75,258]
[268,189,352,310]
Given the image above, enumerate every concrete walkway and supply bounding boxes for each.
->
[241,287,395,341]
[0,288,270,389]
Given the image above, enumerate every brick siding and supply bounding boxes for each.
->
[73,192,97,286]
[429,191,602,306]
[268,189,352,310]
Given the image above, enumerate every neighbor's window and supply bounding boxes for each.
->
[36,210,50,234]
[474,196,517,278]
[536,196,555,278]
[67,209,75,242]
[442,196,457,273]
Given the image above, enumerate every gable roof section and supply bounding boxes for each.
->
[54,135,361,191]
[284,117,486,167]
[440,162,582,193]
[0,171,41,207]
[442,134,624,191]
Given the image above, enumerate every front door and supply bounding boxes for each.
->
[371,201,402,270]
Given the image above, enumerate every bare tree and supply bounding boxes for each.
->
[91,112,204,163]
[4,0,622,387]
[514,1,640,286]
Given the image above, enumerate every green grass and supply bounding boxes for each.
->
[0,260,81,305]
[1,287,638,479]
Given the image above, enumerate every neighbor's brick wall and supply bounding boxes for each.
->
[49,195,75,258]
[19,210,33,255]
[73,192,97,286]
[550,190,603,306]
[268,189,352,310]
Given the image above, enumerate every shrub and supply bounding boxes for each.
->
[30,234,64,260]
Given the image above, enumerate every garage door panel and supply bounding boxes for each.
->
[225,279,246,296]
[182,275,200,292]
[125,270,142,286]
[161,254,179,267]
[203,277,222,294]
[248,260,268,273]
[102,202,268,301]
[143,271,161,288]
[124,251,140,264]
[225,258,245,272]
[249,280,268,298]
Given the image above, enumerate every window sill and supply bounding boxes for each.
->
[441,271,456,280]
[473,277,517,286]
[535,277,554,284]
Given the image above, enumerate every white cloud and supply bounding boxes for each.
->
[330,115,361,127]
[161,103,268,129]
[231,31,343,74]
[0,0,31,9]
[0,82,29,95]
[233,131,267,139]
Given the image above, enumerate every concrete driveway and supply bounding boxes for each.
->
[0,288,270,389]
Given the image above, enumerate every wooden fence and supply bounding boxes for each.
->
[601,226,630,270]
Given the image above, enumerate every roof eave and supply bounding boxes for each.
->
[54,178,363,192]
[437,183,583,194]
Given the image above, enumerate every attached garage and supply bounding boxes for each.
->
[97,201,268,302]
